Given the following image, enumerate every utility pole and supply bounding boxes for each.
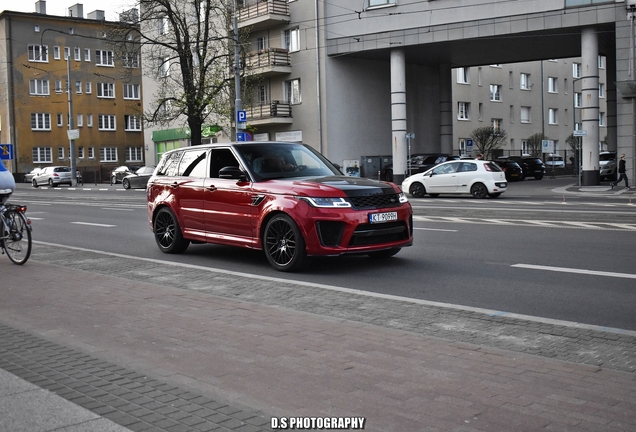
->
[233,0,242,141]
[66,54,78,186]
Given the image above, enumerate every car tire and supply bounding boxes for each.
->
[534,174,544,180]
[471,183,488,199]
[367,247,401,259]
[488,193,501,198]
[153,207,190,254]
[123,179,130,189]
[48,179,56,187]
[111,176,117,185]
[32,179,38,188]
[409,182,426,198]
[263,214,306,272]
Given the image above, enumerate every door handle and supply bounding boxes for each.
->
[206,185,217,192]
[169,182,179,189]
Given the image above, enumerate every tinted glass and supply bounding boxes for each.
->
[157,151,183,176]
[459,162,477,172]
[54,167,71,172]
[599,153,616,162]
[210,149,239,178]
[485,162,503,172]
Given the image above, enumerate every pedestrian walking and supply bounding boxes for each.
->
[611,154,630,189]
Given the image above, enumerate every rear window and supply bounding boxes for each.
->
[54,167,71,172]
[484,162,503,172]
[524,158,543,164]
[599,153,616,162]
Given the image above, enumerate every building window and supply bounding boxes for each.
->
[95,50,114,66]
[549,108,558,125]
[98,115,116,130]
[54,46,61,60]
[284,79,301,104]
[28,44,48,62]
[123,53,140,68]
[457,102,470,120]
[29,79,50,95]
[158,57,170,77]
[574,92,582,108]
[599,83,605,98]
[57,113,63,127]
[520,106,531,123]
[88,147,95,159]
[33,147,52,163]
[368,0,395,6]
[598,55,606,69]
[124,115,142,131]
[77,114,83,127]
[457,67,469,84]
[86,82,92,94]
[64,47,70,60]
[158,16,169,35]
[78,146,85,159]
[284,29,300,52]
[257,37,266,51]
[458,138,468,156]
[478,103,483,121]
[599,112,606,126]
[258,84,268,103]
[97,83,115,98]
[34,25,40,32]
[548,77,558,93]
[58,146,65,160]
[74,47,81,61]
[573,63,581,78]
[492,118,502,132]
[521,140,528,155]
[100,147,118,162]
[84,48,91,62]
[87,114,93,127]
[31,113,51,130]
[489,84,502,102]
[126,147,144,162]
[75,81,82,94]
[520,73,531,90]
[509,105,514,122]
[123,84,140,99]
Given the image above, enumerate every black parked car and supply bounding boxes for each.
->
[110,165,141,184]
[494,159,524,182]
[382,154,460,182]
[503,156,545,180]
[121,166,156,189]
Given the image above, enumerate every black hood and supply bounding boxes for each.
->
[300,176,397,197]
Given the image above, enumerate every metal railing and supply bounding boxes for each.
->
[238,0,289,22]
[245,101,292,120]
[245,48,291,69]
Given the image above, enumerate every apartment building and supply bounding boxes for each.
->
[453,58,608,159]
[0,2,144,181]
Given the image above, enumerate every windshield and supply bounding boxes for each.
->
[599,153,616,162]
[235,143,341,181]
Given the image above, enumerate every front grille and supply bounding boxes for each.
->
[348,221,408,246]
[348,193,401,210]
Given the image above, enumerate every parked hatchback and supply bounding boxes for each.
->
[147,142,413,272]
[402,160,507,198]
[506,156,545,180]
[32,166,72,187]
[494,159,524,181]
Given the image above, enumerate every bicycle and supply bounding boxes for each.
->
[0,198,32,265]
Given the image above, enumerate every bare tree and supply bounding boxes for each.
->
[108,0,248,145]
[526,133,546,157]
[470,127,507,160]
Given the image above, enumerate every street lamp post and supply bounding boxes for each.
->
[66,55,77,187]
[233,0,242,141]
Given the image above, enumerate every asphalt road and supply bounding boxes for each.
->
[9,177,636,331]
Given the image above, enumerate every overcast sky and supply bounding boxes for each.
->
[2,0,133,21]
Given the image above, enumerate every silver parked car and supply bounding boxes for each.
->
[32,166,73,187]
[23,167,43,183]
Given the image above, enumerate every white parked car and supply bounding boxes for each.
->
[545,154,565,169]
[401,160,507,199]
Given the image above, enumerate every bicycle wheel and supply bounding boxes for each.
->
[3,209,32,265]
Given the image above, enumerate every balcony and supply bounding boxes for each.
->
[245,101,293,126]
[246,48,292,76]
[238,0,290,31]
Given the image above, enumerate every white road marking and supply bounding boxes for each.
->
[102,208,135,211]
[414,227,458,232]
[71,222,116,228]
[512,264,636,280]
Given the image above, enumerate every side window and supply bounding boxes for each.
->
[210,148,240,178]
[157,151,182,176]
[459,162,477,172]
[178,150,208,177]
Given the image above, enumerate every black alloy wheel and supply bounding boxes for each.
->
[32,179,38,188]
[471,183,488,199]
[409,182,426,198]
[123,178,131,189]
[263,214,306,272]
[153,207,189,254]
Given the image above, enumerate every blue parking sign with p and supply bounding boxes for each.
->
[237,110,247,123]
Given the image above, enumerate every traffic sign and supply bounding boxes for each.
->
[236,132,247,142]
[67,129,80,140]
[0,144,14,160]
[573,130,587,137]
[237,110,247,123]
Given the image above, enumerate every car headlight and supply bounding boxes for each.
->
[398,192,409,203]
[296,196,352,208]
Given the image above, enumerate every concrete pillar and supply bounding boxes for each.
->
[581,27,600,185]
[606,49,617,153]
[391,49,408,185]
[439,64,453,155]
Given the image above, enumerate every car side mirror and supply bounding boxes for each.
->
[219,166,247,180]
[429,172,435,177]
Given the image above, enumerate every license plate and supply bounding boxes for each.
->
[369,211,398,224]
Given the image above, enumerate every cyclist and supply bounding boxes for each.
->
[0,163,16,201]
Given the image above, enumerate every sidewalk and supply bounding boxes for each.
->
[1,243,635,431]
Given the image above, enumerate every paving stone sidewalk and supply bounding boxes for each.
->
[0,243,635,432]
